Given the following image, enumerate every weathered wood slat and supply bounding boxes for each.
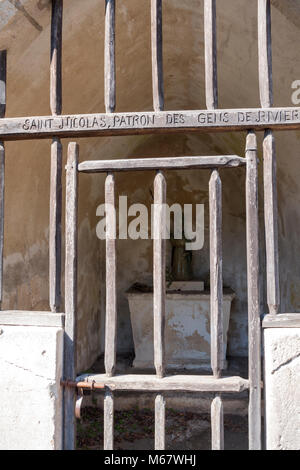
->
[246,131,261,450]
[105,0,116,113]
[263,130,279,315]
[151,0,164,111]
[204,0,218,110]
[211,395,224,450]
[262,313,300,328]
[153,171,166,379]
[50,1,63,313]
[155,394,166,450]
[105,172,117,377]
[64,142,79,450]
[1,108,300,140]
[76,374,250,393]
[104,388,114,450]
[79,155,246,173]
[49,138,62,312]
[50,0,63,116]
[258,0,273,108]
[0,143,4,309]
[0,50,7,119]
[209,169,223,378]
[0,50,6,309]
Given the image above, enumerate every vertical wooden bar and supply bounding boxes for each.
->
[0,50,6,309]
[209,169,223,378]
[64,142,78,450]
[50,0,63,116]
[204,0,218,110]
[211,395,224,450]
[105,172,117,377]
[258,0,279,315]
[153,170,166,379]
[263,130,279,315]
[209,169,224,449]
[50,0,63,312]
[246,131,261,450]
[153,171,166,449]
[155,394,166,450]
[105,0,116,113]
[0,50,6,119]
[104,387,114,450]
[49,138,62,312]
[258,0,273,108]
[151,0,164,111]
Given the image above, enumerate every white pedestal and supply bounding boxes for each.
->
[0,312,64,450]
[264,323,300,450]
[127,285,235,370]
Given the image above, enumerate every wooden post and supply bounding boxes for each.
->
[105,172,117,377]
[211,395,224,450]
[0,50,6,119]
[104,387,114,450]
[155,393,166,450]
[105,0,116,113]
[151,0,164,111]
[204,0,218,110]
[258,0,279,315]
[50,0,63,312]
[0,50,6,310]
[209,169,223,378]
[246,131,261,450]
[263,130,279,315]
[64,142,78,450]
[258,0,273,108]
[153,171,166,379]
[50,0,63,116]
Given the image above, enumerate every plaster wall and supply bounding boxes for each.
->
[0,312,64,450]
[264,327,300,450]
[0,1,299,372]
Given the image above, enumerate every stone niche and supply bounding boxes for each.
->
[127,282,235,370]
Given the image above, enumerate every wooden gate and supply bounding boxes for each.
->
[0,0,290,450]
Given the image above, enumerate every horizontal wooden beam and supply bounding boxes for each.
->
[0,107,300,141]
[262,313,300,328]
[78,155,246,173]
[76,374,249,393]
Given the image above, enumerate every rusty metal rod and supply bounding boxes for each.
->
[61,380,105,390]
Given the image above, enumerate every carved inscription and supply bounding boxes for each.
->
[0,108,299,140]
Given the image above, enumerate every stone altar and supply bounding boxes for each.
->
[127,282,235,370]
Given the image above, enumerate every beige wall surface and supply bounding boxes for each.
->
[0,0,299,372]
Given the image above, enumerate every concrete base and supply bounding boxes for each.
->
[127,286,235,370]
[264,327,300,450]
[0,312,64,450]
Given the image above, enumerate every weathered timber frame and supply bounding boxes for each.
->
[0,0,286,451]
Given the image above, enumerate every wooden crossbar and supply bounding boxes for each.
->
[78,155,246,173]
[1,107,300,141]
[76,374,250,393]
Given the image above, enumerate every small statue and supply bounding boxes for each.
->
[170,231,193,282]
